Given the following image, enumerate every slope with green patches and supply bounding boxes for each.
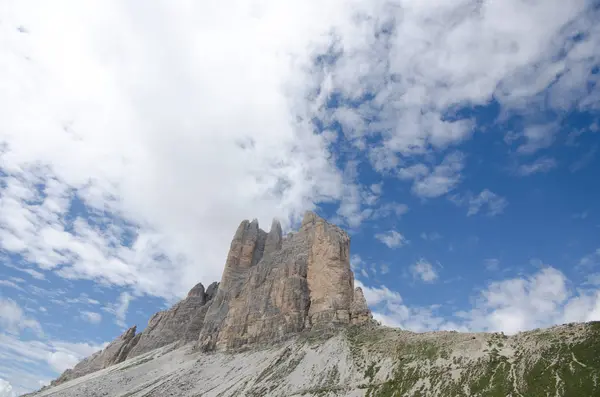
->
[348,322,600,397]
[25,322,600,397]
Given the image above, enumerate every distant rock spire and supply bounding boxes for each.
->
[264,218,283,257]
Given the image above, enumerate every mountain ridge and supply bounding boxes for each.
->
[25,212,600,396]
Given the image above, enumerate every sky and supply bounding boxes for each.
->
[0,0,599,394]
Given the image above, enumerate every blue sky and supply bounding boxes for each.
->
[1,0,600,395]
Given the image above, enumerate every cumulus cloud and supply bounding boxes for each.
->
[410,259,438,283]
[460,267,600,334]
[375,230,407,248]
[0,379,15,397]
[1,0,598,303]
[360,266,600,335]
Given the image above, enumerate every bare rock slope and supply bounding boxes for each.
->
[29,322,600,397]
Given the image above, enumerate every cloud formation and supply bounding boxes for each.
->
[375,230,407,248]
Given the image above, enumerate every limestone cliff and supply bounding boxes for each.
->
[45,211,372,388]
[197,211,372,351]
[127,281,219,357]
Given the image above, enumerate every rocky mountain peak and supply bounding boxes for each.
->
[187,282,205,298]
[48,211,372,386]
[198,211,371,351]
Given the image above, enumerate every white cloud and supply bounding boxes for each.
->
[461,267,600,334]
[355,279,461,333]
[0,332,107,392]
[517,124,559,154]
[360,266,600,335]
[81,311,102,324]
[585,273,600,286]
[0,0,597,303]
[103,292,133,328]
[517,157,558,176]
[0,280,24,292]
[372,202,409,219]
[350,254,363,271]
[380,264,390,275]
[0,299,42,336]
[400,152,465,199]
[410,259,438,283]
[1,1,348,301]
[375,230,407,249]
[451,189,508,217]
[3,263,46,281]
[0,379,15,397]
[466,189,508,216]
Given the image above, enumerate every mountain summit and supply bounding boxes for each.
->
[45,212,373,388]
[26,213,600,397]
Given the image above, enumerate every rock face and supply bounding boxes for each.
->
[197,211,372,351]
[127,281,219,358]
[51,282,219,386]
[46,211,372,388]
[51,326,140,386]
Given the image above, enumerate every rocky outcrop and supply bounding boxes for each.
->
[51,326,141,386]
[197,211,372,351]
[350,287,372,324]
[127,281,218,358]
[46,211,372,388]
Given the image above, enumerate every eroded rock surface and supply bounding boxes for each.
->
[198,211,372,351]
[128,281,219,358]
[51,326,140,386]
[45,211,372,389]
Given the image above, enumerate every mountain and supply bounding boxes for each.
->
[24,212,600,396]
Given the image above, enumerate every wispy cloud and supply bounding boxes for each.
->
[517,124,559,155]
[399,152,465,199]
[517,157,558,176]
[579,248,600,268]
[103,292,133,328]
[451,189,508,217]
[375,230,407,249]
[0,299,42,336]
